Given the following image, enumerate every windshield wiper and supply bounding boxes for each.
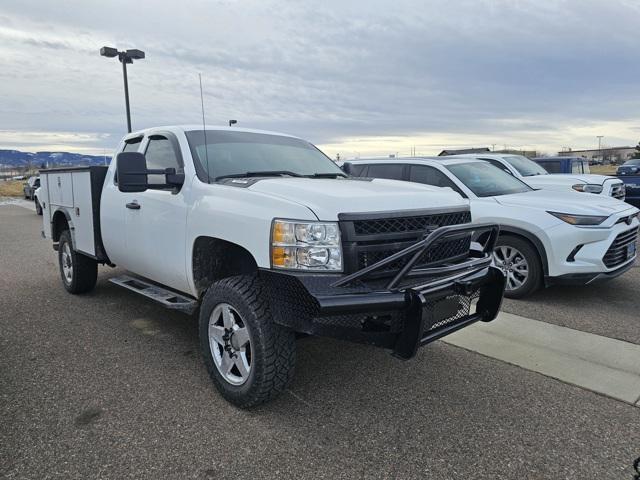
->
[304,172,348,179]
[214,171,303,181]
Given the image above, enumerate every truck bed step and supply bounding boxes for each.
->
[109,275,198,314]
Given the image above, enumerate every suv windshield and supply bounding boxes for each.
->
[446,162,532,197]
[502,155,549,177]
[185,130,345,182]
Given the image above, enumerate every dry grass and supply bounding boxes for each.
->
[0,180,25,197]
[590,164,618,175]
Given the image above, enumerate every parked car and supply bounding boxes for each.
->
[33,186,43,215]
[23,176,40,200]
[38,126,505,407]
[442,154,625,200]
[344,158,639,298]
[617,159,640,176]
[616,159,640,208]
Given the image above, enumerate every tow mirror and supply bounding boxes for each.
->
[116,152,149,193]
[116,152,185,192]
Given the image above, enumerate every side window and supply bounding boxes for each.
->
[145,136,182,185]
[409,165,465,196]
[539,161,561,173]
[345,163,367,176]
[367,163,404,180]
[123,137,142,152]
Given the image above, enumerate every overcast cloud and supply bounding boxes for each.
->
[1,0,639,157]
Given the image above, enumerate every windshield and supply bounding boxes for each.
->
[185,130,344,182]
[502,155,549,177]
[623,159,640,166]
[446,162,532,197]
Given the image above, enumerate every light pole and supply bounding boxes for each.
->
[100,47,145,133]
[597,135,604,163]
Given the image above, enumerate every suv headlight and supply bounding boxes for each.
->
[271,219,342,271]
[572,184,603,194]
[547,211,608,226]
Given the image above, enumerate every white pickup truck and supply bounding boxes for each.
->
[38,125,505,407]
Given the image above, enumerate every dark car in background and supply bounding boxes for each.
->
[616,159,640,207]
[617,159,640,176]
[23,176,40,200]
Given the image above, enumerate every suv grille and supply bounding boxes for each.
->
[610,183,625,200]
[339,210,472,278]
[603,227,638,268]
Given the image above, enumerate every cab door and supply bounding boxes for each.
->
[124,133,190,293]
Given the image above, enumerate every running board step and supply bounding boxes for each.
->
[109,275,198,314]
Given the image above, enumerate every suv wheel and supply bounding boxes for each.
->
[34,197,42,215]
[199,274,295,408]
[493,235,541,299]
[58,230,98,294]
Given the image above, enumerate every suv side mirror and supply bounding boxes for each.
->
[117,152,149,193]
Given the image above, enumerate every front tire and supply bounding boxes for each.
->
[58,230,98,294]
[493,235,542,299]
[199,274,296,408]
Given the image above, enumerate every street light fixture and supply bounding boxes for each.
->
[100,46,146,133]
[229,119,237,127]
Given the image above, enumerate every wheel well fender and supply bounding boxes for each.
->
[498,226,548,275]
[191,236,258,298]
[51,208,73,243]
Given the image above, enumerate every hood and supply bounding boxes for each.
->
[522,173,620,187]
[495,189,634,216]
[247,177,467,220]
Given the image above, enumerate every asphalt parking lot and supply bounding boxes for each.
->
[2,203,639,479]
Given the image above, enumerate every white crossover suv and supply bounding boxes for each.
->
[447,154,626,201]
[345,158,639,298]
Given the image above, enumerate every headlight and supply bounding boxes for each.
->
[547,211,608,226]
[271,219,342,271]
[572,184,603,194]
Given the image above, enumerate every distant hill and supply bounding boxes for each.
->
[0,149,111,169]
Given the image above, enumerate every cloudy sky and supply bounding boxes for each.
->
[1,0,639,158]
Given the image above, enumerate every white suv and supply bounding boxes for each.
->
[448,154,626,201]
[345,158,639,298]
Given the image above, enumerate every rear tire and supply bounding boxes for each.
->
[494,235,542,299]
[58,230,98,294]
[199,274,296,408]
[34,197,42,215]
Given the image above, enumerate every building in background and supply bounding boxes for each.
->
[557,146,635,164]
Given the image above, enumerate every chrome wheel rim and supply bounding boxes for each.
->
[493,245,529,291]
[61,242,73,284]
[208,303,252,386]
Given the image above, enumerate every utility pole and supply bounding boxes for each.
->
[596,136,604,163]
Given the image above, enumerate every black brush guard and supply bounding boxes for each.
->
[261,222,506,359]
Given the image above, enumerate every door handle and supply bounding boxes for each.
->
[126,201,141,210]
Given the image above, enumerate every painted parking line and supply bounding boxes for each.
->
[442,311,640,406]
[0,198,35,211]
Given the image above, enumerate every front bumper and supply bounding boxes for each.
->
[547,258,636,286]
[261,223,506,359]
